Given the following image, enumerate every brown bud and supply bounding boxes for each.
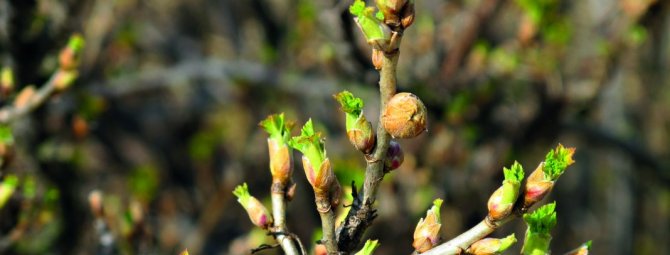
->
[400,2,415,29]
[302,157,336,196]
[246,197,273,229]
[268,138,293,186]
[413,199,443,253]
[382,92,428,139]
[467,234,516,255]
[347,114,376,154]
[384,140,404,172]
[372,49,383,70]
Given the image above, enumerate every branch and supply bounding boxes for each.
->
[270,191,301,255]
[0,70,64,124]
[336,45,400,252]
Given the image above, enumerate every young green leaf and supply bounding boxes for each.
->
[289,119,326,171]
[543,144,575,181]
[504,161,525,182]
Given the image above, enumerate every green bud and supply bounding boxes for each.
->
[355,239,381,255]
[488,162,523,219]
[289,119,326,174]
[522,202,557,255]
[350,0,392,49]
[232,183,273,229]
[0,175,19,209]
[334,91,375,154]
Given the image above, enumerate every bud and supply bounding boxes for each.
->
[375,0,406,26]
[400,1,415,29]
[54,70,79,91]
[314,244,328,255]
[179,249,190,255]
[382,92,427,139]
[0,125,14,169]
[372,49,383,70]
[565,240,592,255]
[523,164,554,208]
[384,140,404,172]
[523,144,575,208]
[488,161,524,220]
[0,175,18,209]
[334,91,375,154]
[232,183,273,229]
[413,199,443,253]
[13,85,35,109]
[290,120,341,211]
[59,34,85,71]
[1,67,14,95]
[260,113,294,186]
[467,234,517,255]
[88,190,104,218]
[522,202,557,255]
[350,0,392,50]
[355,239,381,255]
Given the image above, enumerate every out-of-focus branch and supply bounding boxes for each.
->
[0,34,83,124]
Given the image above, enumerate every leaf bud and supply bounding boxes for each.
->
[334,91,375,154]
[59,34,85,71]
[382,92,427,139]
[488,161,524,220]
[467,234,517,255]
[232,183,273,229]
[413,199,443,253]
[260,113,294,186]
[384,140,404,172]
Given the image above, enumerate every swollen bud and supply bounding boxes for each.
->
[232,183,273,229]
[523,163,554,208]
[382,92,428,139]
[334,91,375,154]
[290,120,341,211]
[413,199,443,253]
[59,34,85,71]
[522,202,557,255]
[400,1,415,29]
[488,161,524,220]
[350,0,392,50]
[466,234,517,255]
[384,140,404,172]
[260,114,294,187]
[524,144,575,208]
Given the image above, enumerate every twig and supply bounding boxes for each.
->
[0,70,62,124]
[271,190,301,255]
[319,206,338,254]
[336,48,400,252]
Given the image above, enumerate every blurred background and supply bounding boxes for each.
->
[1,0,669,254]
